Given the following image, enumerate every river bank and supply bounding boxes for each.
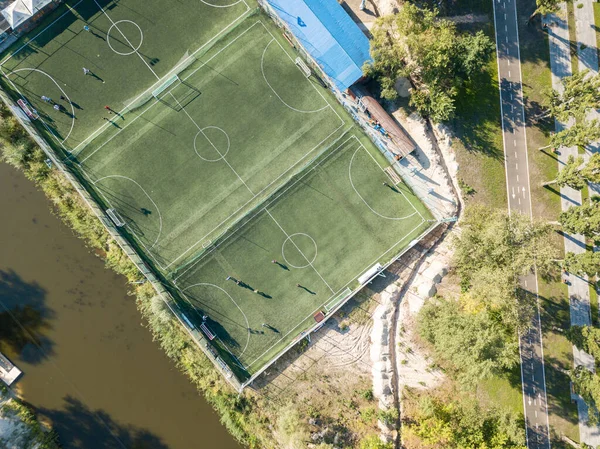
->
[0,157,240,448]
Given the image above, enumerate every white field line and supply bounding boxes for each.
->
[79,166,171,270]
[265,208,335,294]
[261,39,329,114]
[349,146,418,221]
[93,0,159,79]
[0,0,86,66]
[244,218,427,370]
[261,21,345,127]
[76,20,261,164]
[172,92,256,194]
[0,65,75,156]
[168,124,348,272]
[355,138,424,220]
[8,68,76,143]
[69,2,251,154]
[180,282,251,356]
[173,134,355,281]
[74,17,344,274]
[93,174,163,248]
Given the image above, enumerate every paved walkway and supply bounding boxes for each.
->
[493,0,551,446]
[547,3,600,446]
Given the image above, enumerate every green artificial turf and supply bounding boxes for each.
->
[73,18,346,269]
[175,134,432,375]
[0,0,433,378]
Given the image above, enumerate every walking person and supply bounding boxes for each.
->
[83,67,91,75]
[104,105,112,114]
[41,95,51,103]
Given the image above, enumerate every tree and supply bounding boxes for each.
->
[564,251,600,276]
[403,395,527,448]
[454,206,557,282]
[365,4,494,121]
[580,153,600,184]
[559,201,600,237]
[571,366,600,424]
[547,71,600,122]
[541,155,586,189]
[418,299,520,385]
[528,0,561,23]
[550,120,600,149]
[567,325,600,359]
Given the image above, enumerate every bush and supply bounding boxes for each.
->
[359,435,393,449]
[377,407,398,427]
[360,388,374,401]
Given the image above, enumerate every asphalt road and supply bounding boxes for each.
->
[492,0,551,447]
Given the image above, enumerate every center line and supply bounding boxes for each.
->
[171,93,255,196]
[265,209,335,294]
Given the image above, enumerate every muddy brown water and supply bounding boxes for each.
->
[0,161,241,449]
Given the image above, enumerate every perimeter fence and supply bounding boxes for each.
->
[0,88,243,390]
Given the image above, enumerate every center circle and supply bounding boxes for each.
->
[194,127,230,162]
[107,20,144,56]
[282,233,318,269]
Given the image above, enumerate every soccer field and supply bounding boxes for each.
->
[174,134,431,375]
[0,0,434,380]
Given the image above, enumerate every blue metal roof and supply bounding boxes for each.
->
[266,0,371,91]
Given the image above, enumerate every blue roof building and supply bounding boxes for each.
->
[265,0,372,91]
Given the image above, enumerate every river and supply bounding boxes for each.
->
[0,161,240,449]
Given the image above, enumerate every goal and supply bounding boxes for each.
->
[151,74,180,100]
[295,57,311,78]
[106,208,126,227]
[151,74,201,112]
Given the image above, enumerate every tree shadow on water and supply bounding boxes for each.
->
[0,269,55,365]
[37,395,169,449]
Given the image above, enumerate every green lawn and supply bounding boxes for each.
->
[449,11,507,209]
[175,134,432,376]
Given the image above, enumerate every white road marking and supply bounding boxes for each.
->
[506,35,509,43]
[514,139,517,146]
[509,70,511,77]
[505,24,508,32]
[525,280,528,287]
[517,175,519,182]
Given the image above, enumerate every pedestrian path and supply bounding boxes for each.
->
[547,3,600,446]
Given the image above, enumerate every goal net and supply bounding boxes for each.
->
[295,57,311,78]
[106,208,126,227]
[152,74,201,112]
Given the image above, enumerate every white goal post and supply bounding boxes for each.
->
[295,57,311,77]
[106,208,126,227]
[152,74,181,99]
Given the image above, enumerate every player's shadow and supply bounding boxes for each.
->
[204,318,241,350]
